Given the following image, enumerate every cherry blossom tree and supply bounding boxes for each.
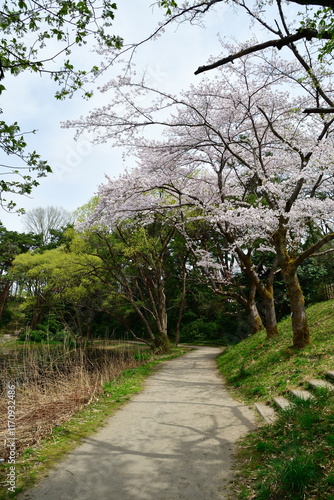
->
[69,51,334,348]
[68,55,289,338]
[86,162,280,339]
[185,225,266,335]
[153,1,334,118]
[158,1,334,80]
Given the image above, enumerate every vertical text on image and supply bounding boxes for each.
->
[6,383,16,493]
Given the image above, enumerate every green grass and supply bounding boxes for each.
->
[216,300,334,499]
[233,390,334,499]
[217,300,334,403]
[0,347,189,499]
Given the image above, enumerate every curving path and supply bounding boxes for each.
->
[19,347,257,500]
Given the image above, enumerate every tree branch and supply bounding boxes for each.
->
[289,0,334,6]
[294,232,334,267]
[312,247,334,257]
[303,108,334,113]
[194,28,331,75]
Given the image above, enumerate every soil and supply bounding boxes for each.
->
[18,347,257,500]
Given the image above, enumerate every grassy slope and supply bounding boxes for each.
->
[217,300,334,499]
[217,299,334,403]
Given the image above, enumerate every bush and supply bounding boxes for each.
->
[0,309,12,327]
[180,318,221,343]
[18,326,75,346]
[18,329,46,342]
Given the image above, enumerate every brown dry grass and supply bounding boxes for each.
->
[0,342,145,461]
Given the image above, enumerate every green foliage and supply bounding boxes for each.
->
[11,219,256,348]
[0,0,122,97]
[73,197,99,224]
[0,308,12,327]
[133,350,152,362]
[12,223,175,349]
[0,223,41,271]
[298,260,328,304]
[0,224,44,325]
[179,279,250,345]
[160,0,177,15]
[17,313,75,345]
[0,121,51,211]
[180,317,222,343]
[0,1,123,208]
[75,220,176,351]
[300,7,334,61]
[18,329,43,342]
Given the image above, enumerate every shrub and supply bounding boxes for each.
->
[0,308,12,327]
[180,318,221,343]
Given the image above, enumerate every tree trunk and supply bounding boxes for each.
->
[0,280,10,321]
[282,265,310,348]
[273,221,310,349]
[153,332,171,354]
[234,246,278,338]
[155,281,171,353]
[174,260,187,345]
[247,285,264,335]
[262,292,278,338]
[248,302,264,334]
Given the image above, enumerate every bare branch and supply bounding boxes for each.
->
[194,29,331,75]
[312,247,334,257]
[295,232,334,267]
[288,0,334,6]
[304,108,334,113]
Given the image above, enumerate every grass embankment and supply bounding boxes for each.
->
[0,342,189,499]
[217,300,334,500]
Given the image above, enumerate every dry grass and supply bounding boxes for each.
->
[0,341,147,460]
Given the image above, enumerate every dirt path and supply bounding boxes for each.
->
[19,347,257,500]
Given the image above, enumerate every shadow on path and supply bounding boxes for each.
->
[19,347,257,500]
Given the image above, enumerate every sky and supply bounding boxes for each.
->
[0,0,289,232]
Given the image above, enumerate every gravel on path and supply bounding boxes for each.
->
[19,347,257,500]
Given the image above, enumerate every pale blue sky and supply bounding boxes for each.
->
[0,0,293,232]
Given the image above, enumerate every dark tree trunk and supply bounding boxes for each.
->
[174,260,187,345]
[273,221,310,349]
[282,264,310,348]
[235,247,279,339]
[262,292,279,338]
[243,281,264,334]
[0,280,10,320]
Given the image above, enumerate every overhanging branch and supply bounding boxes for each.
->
[289,0,334,6]
[303,108,334,113]
[295,232,334,267]
[194,28,331,75]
